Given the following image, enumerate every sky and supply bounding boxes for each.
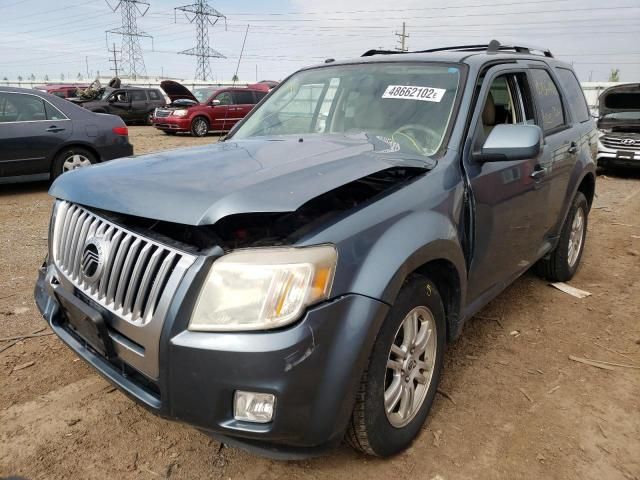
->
[1,0,639,83]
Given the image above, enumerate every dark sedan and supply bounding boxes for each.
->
[0,87,133,180]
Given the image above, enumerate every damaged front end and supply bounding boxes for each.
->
[89,165,427,253]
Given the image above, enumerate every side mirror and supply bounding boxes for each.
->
[211,99,221,106]
[474,124,543,162]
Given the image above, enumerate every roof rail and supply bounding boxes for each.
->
[361,40,553,58]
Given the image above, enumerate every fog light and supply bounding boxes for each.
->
[234,391,275,423]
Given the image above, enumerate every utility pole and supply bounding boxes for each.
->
[106,0,152,79]
[175,0,226,81]
[109,42,120,77]
[395,22,409,52]
[85,56,90,79]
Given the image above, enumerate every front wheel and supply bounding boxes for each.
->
[190,117,209,137]
[535,191,589,281]
[51,147,96,179]
[346,275,446,457]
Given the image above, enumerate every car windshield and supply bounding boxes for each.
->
[194,87,218,103]
[232,63,462,157]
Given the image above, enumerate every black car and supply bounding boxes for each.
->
[72,87,166,125]
[0,87,133,180]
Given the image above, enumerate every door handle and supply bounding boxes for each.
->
[46,126,65,133]
[530,168,546,180]
[568,142,578,155]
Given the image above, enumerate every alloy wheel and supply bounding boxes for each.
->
[384,306,437,428]
[568,205,585,267]
[62,154,92,172]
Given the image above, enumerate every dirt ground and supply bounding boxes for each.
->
[1,126,639,480]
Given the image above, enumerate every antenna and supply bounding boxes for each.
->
[175,0,226,81]
[105,0,152,79]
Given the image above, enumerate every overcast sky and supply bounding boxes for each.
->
[1,0,639,82]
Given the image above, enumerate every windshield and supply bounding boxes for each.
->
[232,63,462,157]
[194,87,218,103]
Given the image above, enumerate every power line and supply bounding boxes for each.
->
[175,0,226,81]
[106,0,152,78]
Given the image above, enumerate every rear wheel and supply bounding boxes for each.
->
[346,275,446,457]
[51,147,96,179]
[145,112,154,126]
[535,191,588,281]
[191,117,209,137]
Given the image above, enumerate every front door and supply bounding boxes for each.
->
[107,90,132,121]
[464,66,552,301]
[0,92,71,177]
[210,91,232,131]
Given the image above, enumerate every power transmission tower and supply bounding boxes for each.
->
[106,0,152,79]
[395,22,409,52]
[175,0,226,81]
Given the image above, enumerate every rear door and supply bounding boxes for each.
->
[0,92,71,176]
[464,65,552,301]
[225,90,256,130]
[527,67,576,234]
[210,91,232,131]
[129,89,149,121]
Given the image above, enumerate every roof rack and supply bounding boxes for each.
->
[362,40,553,58]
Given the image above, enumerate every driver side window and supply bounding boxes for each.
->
[215,92,232,106]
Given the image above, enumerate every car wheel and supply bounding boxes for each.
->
[191,117,209,137]
[535,191,588,282]
[52,147,96,179]
[346,274,446,457]
[146,112,154,126]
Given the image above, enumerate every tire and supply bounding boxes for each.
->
[190,117,209,137]
[535,191,588,282]
[145,112,154,126]
[51,147,97,179]
[346,274,446,457]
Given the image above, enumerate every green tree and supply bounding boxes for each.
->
[232,74,239,82]
[17,75,23,82]
[60,73,65,81]
[44,74,49,81]
[609,68,620,82]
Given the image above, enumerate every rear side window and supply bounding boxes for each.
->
[148,90,161,101]
[44,101,67,120]
[0,93,46,122]
[555,68,590,123]
[130,90,147,101]
[529,69,565,133]
[233,90,255,105]
[255,91,267,102]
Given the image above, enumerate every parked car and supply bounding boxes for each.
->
[35,40,596,459]
[152,81,267,136]
[71,86,165,125]
[35,84,89,99]
[596,83,640,169]
[0,87,133,179]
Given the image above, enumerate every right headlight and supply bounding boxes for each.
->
[188,245,337,332]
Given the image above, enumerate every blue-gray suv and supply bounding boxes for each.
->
[35,41,597,458]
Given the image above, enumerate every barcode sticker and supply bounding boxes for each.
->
[382,85,446,102]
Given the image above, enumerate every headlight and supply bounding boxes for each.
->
[188,245,337,332]
[172,109,188,117]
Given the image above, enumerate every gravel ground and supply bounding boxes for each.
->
[1,126,639,480]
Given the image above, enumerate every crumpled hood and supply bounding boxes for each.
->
[49,134,431,226]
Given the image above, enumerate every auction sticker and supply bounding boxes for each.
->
[382,85,446,102]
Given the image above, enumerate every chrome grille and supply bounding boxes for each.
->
[51,201,195,326]
[601,134,640,152]
[154,109,171,118]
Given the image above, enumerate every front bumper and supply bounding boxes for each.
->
[152,116,191,132]
[597,140,640,168]
[35,260,388,457]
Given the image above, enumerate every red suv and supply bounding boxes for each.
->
[153,81,268,137]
